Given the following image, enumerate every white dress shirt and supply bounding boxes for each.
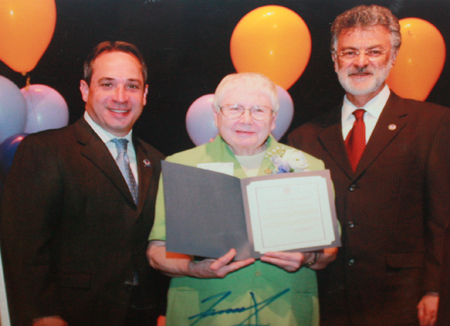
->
[341,84,390,143]
[84,111,138,184]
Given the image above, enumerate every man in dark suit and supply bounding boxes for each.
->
[0,41,167,326]
[288,5,450,326]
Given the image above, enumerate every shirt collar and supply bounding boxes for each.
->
[84,111,133,144]
[342,84,390,123]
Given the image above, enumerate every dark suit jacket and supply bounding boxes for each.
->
[0,118,168,326]
[437,224,450,326]
[288,92,450,326]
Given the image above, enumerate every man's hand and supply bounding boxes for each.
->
[417,293,439,326]
[33,316,68,326]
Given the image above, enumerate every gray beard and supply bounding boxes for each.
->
[337,65,391,96]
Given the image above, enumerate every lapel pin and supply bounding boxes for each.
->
[388,124,397,131]
[143,159,151,168]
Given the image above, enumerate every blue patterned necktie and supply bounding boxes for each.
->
[112,138,138,204]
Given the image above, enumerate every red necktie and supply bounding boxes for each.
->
[345,109,366,172]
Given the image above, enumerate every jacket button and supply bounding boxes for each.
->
[349,184,357,191]
[347,221,355,228]
[124,279,134,290]
[348,259,355,266]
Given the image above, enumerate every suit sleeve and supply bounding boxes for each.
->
[422,113,450,294]
[0,135,64,324]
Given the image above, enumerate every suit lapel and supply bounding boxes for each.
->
[317,93,407,180]
[134,138,153,214]
[317,112,354,178]
[74,119,136,206]
[354,92,407,176]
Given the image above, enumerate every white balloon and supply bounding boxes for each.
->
[272,85,294,140]
[21,84,69,133]
[0,76,27,143]
[185,94,218,146]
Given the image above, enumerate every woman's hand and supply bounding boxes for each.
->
[260,247,338,272]
[147,241,254,278]
[189,248,255,278]
[260,251,309,272]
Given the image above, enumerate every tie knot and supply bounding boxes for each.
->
[353,109,365,120]
[112,138,128,154]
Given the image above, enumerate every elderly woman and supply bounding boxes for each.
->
[147,73,337,326]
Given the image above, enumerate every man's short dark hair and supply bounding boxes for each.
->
[83,41,148,85]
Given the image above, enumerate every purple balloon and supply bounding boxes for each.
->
[185,94,218,146]
[0,76,27,143]
[0,133,28,182]
[21,84,69,133]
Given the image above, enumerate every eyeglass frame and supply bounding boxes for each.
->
[333,48,389,61]
[218,103,275,121]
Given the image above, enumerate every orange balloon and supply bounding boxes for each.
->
[386,18,446,101]
[230,5,311,90]
[0,0,56,73]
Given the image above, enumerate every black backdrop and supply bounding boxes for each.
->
[1,0,449,156]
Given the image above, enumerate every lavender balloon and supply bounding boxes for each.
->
[186,94,218,146]
[271,85,294,140]
[21,84,69,133]
[0,76,27,143]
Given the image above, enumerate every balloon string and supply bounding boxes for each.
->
[25,75,30,90]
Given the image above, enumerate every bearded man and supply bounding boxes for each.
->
[288,5,450,326]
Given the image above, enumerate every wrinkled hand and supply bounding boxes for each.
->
[261,247,338,272]
[260,251,309,272]
[33,316,68,326]
[189,248,255,279]
[417,293,439,326]
[309,247,338,270]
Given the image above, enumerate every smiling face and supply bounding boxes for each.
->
[80,51,148,137]
[333,26,397,107]
[214,84,276,156]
